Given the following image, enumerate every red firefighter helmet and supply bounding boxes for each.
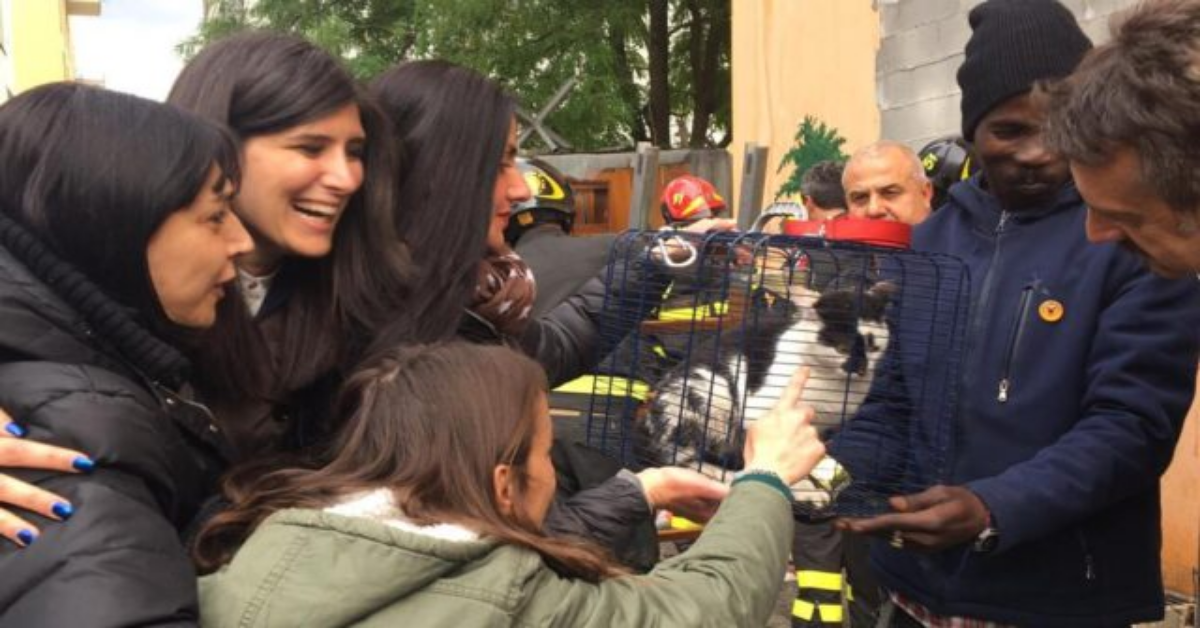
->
[660,175,727,226]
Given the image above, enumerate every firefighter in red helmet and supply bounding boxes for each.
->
[660,175,728,227]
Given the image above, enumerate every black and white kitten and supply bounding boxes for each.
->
[636,281,893,476]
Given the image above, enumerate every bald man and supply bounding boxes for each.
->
[843,140,933,225]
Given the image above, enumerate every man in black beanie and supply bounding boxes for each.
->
[955,0,1089,210]
[839,1,1200,625]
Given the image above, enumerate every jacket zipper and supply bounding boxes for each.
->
[948,209,1012,515]
[996,210,1011,235]
[967,211,1012,348]
[997,285,1034,403]
[1076,530,1097,582]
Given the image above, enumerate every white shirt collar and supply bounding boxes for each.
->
[236,267,279,317]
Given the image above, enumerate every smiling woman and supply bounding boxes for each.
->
[0,85,250,334]
[147,167,246,327]
[233,103,366,274]
[0,81,252,625]
[166,32,416,461]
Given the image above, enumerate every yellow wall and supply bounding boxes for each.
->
[9,0,73,93]
[731,0,880,210]
[1161,375,1200,595]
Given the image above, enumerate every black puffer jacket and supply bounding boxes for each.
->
[0,215,228,627]
[463,239,668,388]
[514,225,617,319]
[458,271,611,389]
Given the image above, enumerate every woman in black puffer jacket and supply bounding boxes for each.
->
[0,83,252,626]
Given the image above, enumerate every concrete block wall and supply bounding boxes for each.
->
[877,0,1138,149]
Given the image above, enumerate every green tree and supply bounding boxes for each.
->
[775,116,848,200]
[182,0,421,79]
[669,0,731,147]
[184,0,731,151]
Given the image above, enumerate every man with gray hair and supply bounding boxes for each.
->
[842,141,932,225]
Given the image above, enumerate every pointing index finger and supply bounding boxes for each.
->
[779,366,811,409]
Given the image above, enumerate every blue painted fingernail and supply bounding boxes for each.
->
[72,456,95,473]
[51,502,74,520]
[4,423,25,438]
[16,529,35,546]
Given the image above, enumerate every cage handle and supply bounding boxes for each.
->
[654,232,699,268]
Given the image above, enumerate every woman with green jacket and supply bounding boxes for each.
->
[196,342,824,627]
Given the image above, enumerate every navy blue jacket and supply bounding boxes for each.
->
[853,177,1200,626]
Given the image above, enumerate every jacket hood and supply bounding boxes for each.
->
[232,509,530,623]
[946,173,1083,232]
[0,212,190,387]
[0,246,104,366]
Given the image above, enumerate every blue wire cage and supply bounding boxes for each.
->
[580,229,971,517]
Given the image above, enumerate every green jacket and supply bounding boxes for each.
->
[200,482,792,627]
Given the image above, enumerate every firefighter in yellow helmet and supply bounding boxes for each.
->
[507,157,616,318]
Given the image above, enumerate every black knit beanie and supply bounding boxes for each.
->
[956,0,1092,141]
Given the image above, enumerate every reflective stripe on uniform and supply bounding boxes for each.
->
[794,569,845,625]
[792,599,843,623]
[815,603,843,623]
[796,570,843,592]
[669,516,703,531]
[657,301,729,322]
[792,599,815,621]
[553,375,649,401]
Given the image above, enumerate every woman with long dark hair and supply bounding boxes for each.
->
[372,59,730,383]
[165,32,418,461]
[0,82,252,625]
[368,60,731,565]
[372,59,514,344]
[197,342,825,627]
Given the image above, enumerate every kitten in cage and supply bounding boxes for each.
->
[635,280,894,477]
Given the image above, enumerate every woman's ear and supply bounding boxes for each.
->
[493,463,516,517]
